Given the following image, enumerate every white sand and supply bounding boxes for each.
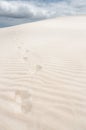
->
[0,15,86,130]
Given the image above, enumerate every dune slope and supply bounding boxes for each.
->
[0,16,86,130]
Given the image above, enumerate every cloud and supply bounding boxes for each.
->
[0,0,86,27]
[0,0,51,19]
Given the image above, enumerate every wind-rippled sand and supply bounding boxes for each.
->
[0,16,86,130]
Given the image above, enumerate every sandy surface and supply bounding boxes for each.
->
[0,16,86,130]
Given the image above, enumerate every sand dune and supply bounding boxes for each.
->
[0,16,86,130]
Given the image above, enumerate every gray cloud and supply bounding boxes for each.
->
[0,1,50,19]
[0,0,86,27]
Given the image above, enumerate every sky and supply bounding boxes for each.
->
[0,0,86,27]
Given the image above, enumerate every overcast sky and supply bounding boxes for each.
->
[0,0,86,27]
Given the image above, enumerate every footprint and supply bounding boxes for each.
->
[36,65,42,72]
[15,90,31,99]
[23,56,28,61]
[21,42,24,44]
[15,90,32,113]
[26,49,29,53]
[17,46,21,49]
[22,99,32,113]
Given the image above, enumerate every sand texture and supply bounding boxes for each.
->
[0,16,86,130]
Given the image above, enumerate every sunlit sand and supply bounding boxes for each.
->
[0,16,86,130]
